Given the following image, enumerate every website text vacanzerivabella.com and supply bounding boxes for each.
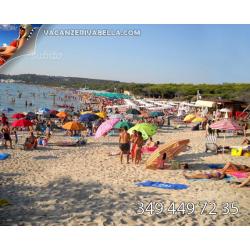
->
[43,28,141,37]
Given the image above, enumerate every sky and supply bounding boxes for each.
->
[1,24,250,83]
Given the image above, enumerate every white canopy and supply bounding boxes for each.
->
[195,100,215,108]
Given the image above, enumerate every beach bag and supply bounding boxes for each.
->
[231,148,242,157]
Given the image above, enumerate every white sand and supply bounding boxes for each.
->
[0,126,250,225]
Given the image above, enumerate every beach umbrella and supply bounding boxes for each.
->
[96,111,107,119]
[79,113,99,122]
[150,111,164,117]
[108,114,124,119]
[191,117,205,123]
[12,113,25,119]
[220,108,231,112]
[95,118,120,139]
[39,107,50,113]
[1,107,14,113]
[126,109,141,115]
[210,119,242,131]
[114,121,134,129]
[183,114,195,122]
[210,119,242,153]
[128,123,157,140]
[11,119,33,127]
[56,111,68,118]
[62,121,85,131]
[58,108,66,112]
[80,111,93,115]
[26,112,36,120]
[49,110,58,115]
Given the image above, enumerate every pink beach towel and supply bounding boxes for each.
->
[228,171,249,179]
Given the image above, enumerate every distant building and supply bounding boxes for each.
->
[124,90,131,96]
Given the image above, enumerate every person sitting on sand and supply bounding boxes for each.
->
[134,132,144,165]
[119,127,130,164]
[184,171,226,180]
[24,131,37,150]
[145,137,155,148]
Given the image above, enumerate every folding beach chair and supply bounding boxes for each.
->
[205,134,218,153]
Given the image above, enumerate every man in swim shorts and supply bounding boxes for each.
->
[119,127,130,164]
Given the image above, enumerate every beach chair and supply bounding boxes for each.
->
[205,134,218,153]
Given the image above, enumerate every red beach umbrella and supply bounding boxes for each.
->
[11,119,33,127]
[12,113,26,119]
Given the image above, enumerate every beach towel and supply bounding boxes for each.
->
[227,171,249,179]
[136,181,188,190]
[208,164,224,169]
[0,153,10,160]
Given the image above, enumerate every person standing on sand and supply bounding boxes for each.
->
[119,127,130,164]
[134,131,144,165]
[1,122,13,149]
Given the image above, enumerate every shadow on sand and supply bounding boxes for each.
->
[0,176,163,226]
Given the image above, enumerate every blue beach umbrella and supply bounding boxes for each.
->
[150,111,164,117]
[1,107,14,113]
[79,113,99,122]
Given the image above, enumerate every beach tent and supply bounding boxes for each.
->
[62,121,85,131]
[128,123,157,140]
[95,118,120,139]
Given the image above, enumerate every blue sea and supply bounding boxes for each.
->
[0,82,81,115]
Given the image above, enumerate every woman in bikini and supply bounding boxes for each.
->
[184,171,226,180]
[0,24,32,65]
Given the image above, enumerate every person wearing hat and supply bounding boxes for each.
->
[0,24,33,65]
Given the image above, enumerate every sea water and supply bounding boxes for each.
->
[0,82,80,115]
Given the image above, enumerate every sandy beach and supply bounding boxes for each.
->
[1,126,249,226]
